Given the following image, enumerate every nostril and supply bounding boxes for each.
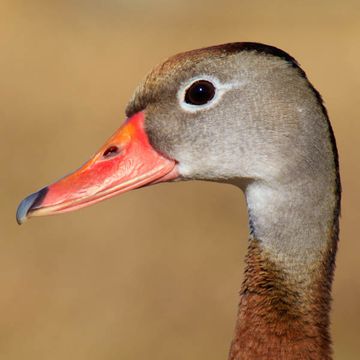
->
[103,145,120,158]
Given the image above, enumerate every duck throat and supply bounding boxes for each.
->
[229,237,336,360]
[228,178,340,360]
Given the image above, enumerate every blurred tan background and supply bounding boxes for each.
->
[1,0,359,359]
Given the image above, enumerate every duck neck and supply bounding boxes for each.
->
[229,177,340,360]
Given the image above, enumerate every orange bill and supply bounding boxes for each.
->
[16,112,178,224]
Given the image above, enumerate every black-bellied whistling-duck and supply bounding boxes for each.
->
[17,43,341,360]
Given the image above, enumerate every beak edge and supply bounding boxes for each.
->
[16,187,48,225]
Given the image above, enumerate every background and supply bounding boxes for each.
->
[1,1,359,359]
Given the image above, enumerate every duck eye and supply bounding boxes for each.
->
[185,80,216,106]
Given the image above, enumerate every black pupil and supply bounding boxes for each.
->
[185,80,215,105]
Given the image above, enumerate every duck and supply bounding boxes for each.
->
[16,42,341,360]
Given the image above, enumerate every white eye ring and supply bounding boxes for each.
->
[177,75,233,113]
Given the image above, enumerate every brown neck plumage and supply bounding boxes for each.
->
[228,230,339,360]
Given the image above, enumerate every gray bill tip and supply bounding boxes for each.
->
[16,187,48,225]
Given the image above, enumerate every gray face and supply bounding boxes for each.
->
[126,49,332,187]
[125,44,339,278]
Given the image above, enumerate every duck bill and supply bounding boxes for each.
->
[16,112,178,224]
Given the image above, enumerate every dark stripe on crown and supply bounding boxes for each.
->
[209,42,301,69]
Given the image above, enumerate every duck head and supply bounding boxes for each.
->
[17,42,331,224]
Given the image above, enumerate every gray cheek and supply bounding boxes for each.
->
[173,114,248,179]
[144,103,188,158]
[145,92,252,180]
[145,82,282,181]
